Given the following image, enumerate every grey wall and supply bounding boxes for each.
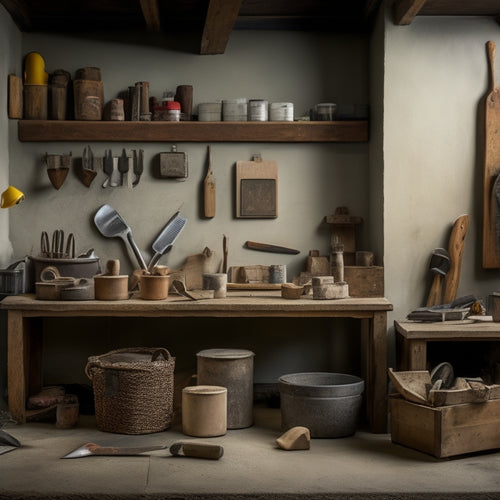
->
[382,7,500,364]
[0,6,21,266]
[4,1,500,388]
[3,21,371,385]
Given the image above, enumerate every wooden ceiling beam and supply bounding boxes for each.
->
[393,0,428,25]
[0,0,31,31]
[139,0,161,32]
[365,0,382,19]
[200,0,242,55]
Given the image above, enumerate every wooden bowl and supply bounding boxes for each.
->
[281,283,304,300]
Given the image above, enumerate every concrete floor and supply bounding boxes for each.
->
[1,406,500,499]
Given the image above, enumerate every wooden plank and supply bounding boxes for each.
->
[7,310,27,423]
[201,0,242,55]
[139,0,161,32]
[18,120,369,143]
[393,398,500,458]
[8,74,22,119]
[236,159,278,218]
[483,42,500,268]
[393,0,428,25]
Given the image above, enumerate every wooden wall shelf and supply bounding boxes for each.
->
[18,120,368,143]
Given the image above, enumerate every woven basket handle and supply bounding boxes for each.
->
[152,348,171,362]
[85,360,99,380]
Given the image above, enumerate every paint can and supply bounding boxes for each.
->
[269,102,294,121]
[248,99,268,121]
[197,348,255,429]
[269,264,286,283]
[222,98,247,121]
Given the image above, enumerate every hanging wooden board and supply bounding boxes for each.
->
[482,41,500,268]
[8,74,22,119]
[236,158,278,218]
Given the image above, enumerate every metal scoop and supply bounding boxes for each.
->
[148,211,187,272]
[94,204,147,270]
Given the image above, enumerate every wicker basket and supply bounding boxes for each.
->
[85,347,175,434]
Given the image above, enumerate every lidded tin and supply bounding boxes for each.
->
[269,102,294,121]
[222,98,248,121]
[248,99,268,121]
[182,385,227,437]
[197,348,255,429]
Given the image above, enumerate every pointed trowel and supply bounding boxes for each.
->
[61,441,223,460]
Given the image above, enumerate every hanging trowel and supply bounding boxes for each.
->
[132,149,144,187]
[61,441,223,460]
[79,145,97,187]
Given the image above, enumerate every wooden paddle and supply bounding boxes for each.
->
[204,145,216,218]
[443,214,469,304]
[482,41,500,268]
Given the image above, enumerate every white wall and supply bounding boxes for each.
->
[383,8,500,361]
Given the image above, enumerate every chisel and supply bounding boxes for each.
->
[245,241,300,255]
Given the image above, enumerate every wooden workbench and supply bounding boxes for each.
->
[395,319,500,370]
[1,292,392,432]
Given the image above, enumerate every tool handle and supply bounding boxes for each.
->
[246,241,300,255]
[126,232,148,270]
[488,41,496,94]
[93,445,167,456]
[442,214,469,304]
[426,274,442,307]
[204,145,216,218]
[147,246,172,272]
[169,442,223,460]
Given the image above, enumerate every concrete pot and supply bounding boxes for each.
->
[278,372,364,438]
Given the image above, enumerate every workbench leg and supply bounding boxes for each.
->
[7,311,27,423]
[364,312,388,433]
[405,339,427,370]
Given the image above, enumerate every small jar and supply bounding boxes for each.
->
[166,101,181,121]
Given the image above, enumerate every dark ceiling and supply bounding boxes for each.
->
[0,0,381,54]
[2,0,498,55]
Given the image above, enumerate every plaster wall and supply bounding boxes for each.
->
[4,25,371,384]
[0,6,22,267]
[383,10,500,357]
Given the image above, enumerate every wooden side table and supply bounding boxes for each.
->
[395,319,500,370]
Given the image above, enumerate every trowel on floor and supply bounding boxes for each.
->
[61,441,223,460]
[0,429,21,455]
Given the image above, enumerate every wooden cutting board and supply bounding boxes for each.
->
[236,157,278,218]
[482,41,500,268]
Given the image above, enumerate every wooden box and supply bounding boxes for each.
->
[344,266,384,297]
[390,396,500,458]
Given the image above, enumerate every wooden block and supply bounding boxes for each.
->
[391,396,500,458]
[8,74,22,119]
[228,265,270,283]
[343,266,384,297]
[23,84,47,120]
[73,79,104,120]
[236,159,278,218]
[306,255,330,275]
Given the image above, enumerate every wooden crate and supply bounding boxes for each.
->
[390,396,500,458]
[344,266,384,297]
